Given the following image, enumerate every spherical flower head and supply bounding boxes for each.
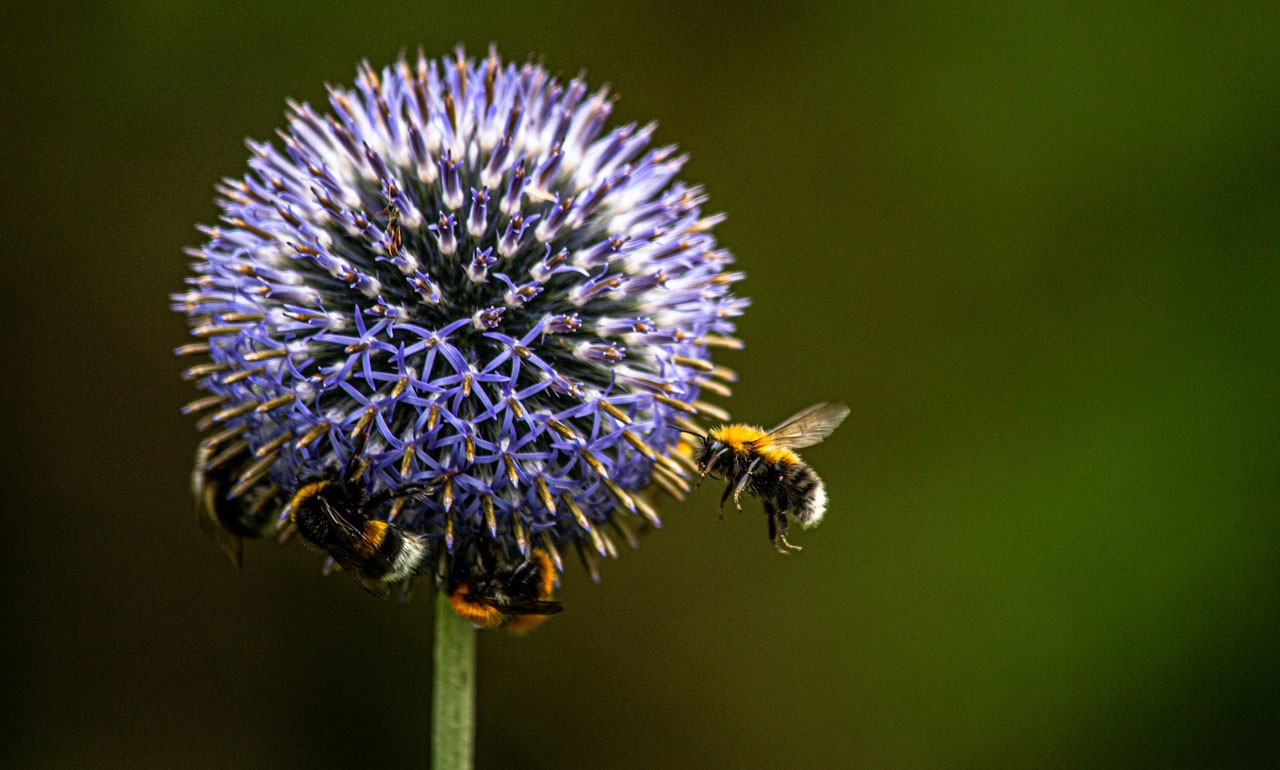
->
[174,47,747,576]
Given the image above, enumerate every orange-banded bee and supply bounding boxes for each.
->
[693,402,850,554]
[447,539,563,634]
[192,446,281,568]
[287,458,431,597]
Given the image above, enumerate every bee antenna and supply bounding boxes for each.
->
[667,426,704,439]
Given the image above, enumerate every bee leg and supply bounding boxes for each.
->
[764,500,786,554]
[765,500,800,554]
[775,511,802,553]
[717,483,733,522]
[395,578,415,606]
[731,458,761,511]
[391,482,428,498]
[365,482,429,510]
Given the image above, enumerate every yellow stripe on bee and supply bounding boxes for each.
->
[708,425,801,466]
[531,549,557,599]
[355,520,389,556]
[708,423,764,451]
[449,586,505,629]
[759,446,801,466]
[287,480,331,521]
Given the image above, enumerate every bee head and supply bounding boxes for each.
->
[663,424,715,474]
[695,436,729,479]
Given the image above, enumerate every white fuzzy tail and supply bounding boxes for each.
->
[801,479,827,529]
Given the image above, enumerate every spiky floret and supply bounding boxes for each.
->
[173,46,746,577]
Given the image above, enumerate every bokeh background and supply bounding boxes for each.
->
[4,2,1278,768]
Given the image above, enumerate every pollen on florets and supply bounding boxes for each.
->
[173,46,746,580]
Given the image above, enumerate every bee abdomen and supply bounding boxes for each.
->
[782,464,828,528]
[203,478,273,538]
[361,522,431,582]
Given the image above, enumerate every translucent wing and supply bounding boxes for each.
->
[764,402,850,449]
[318,495,369,546]
[319,497,397,585]
[353,575,393,598]
[487,599,564,616]
[195,479,246,570]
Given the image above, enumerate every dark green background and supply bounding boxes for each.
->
[5,2,1278,768]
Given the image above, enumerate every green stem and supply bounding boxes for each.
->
[432,595,476,770]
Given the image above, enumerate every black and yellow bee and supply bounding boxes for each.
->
[446,539,563,633]
[694,402,850,554]
[192,446,280,569]
[287,459,430,597]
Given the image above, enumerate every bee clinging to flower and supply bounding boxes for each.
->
[446,538,563,634]
[192,444,284,569]
[287,449,431,597]
[693,402,850,554]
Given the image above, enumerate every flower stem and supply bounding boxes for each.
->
[432,596,476,770]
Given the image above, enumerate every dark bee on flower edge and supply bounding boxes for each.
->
[693,402,850,554]
[287,457,431,597]
[446,539,563,634]
[193,446,281,569]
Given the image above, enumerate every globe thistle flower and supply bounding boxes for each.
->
[173,46,746,589]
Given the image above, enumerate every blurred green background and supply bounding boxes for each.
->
[4,2,1278,768]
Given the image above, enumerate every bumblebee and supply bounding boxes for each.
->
[287,459,430,597]
[446,539,563,634]
[694,402,850,554]
[192,446,280,569]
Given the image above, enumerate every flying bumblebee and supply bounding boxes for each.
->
[287,457,430,597]
[192,445,280,569]
[446,539,563,634]
[693,402,850,554]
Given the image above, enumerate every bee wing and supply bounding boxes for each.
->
[194,474,247,569]
[318,497,398,585]
[325,558,393,598]
[764,402,850,449]
[491,599,564,616]
[317,495,368,545]
[352,575,393,598]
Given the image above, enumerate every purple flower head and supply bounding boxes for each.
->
[174,47,746,581]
